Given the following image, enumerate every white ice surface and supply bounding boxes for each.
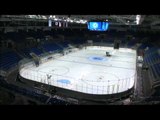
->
[20,46,136,95]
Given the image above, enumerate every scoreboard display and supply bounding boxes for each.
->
[87,21,109,31]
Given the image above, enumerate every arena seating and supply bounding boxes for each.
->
[127,39,138,48]
[152,63,160,80]
[60,41,69,48]
[0,51,22,71]
[19,48,32,58]
[30,47,43,56]
[42,43,63,52]
[5,31,30,43]
[47,97,71,105]
[143,47,160,83]
[138,43,153,50]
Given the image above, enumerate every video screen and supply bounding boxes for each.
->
[87,21,109,31]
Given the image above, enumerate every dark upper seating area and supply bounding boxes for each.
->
[127,38,138,48]
[4,32,26,43]
[143,47,160,83]
[0,50,22,71]
[41,42,63,52]
[30,47,43,55]
[138,43,153,50]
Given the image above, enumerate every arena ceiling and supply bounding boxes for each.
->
[0,15,160,28]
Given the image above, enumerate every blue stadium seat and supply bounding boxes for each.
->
[0,51,22,70]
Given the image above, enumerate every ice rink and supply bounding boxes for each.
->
[19,46,137,95]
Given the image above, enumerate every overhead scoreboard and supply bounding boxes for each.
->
[87,21,109,31]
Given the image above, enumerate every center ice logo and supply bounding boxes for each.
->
[93,57,103,60]
[93,23,98,29]
[88,56,106,62]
